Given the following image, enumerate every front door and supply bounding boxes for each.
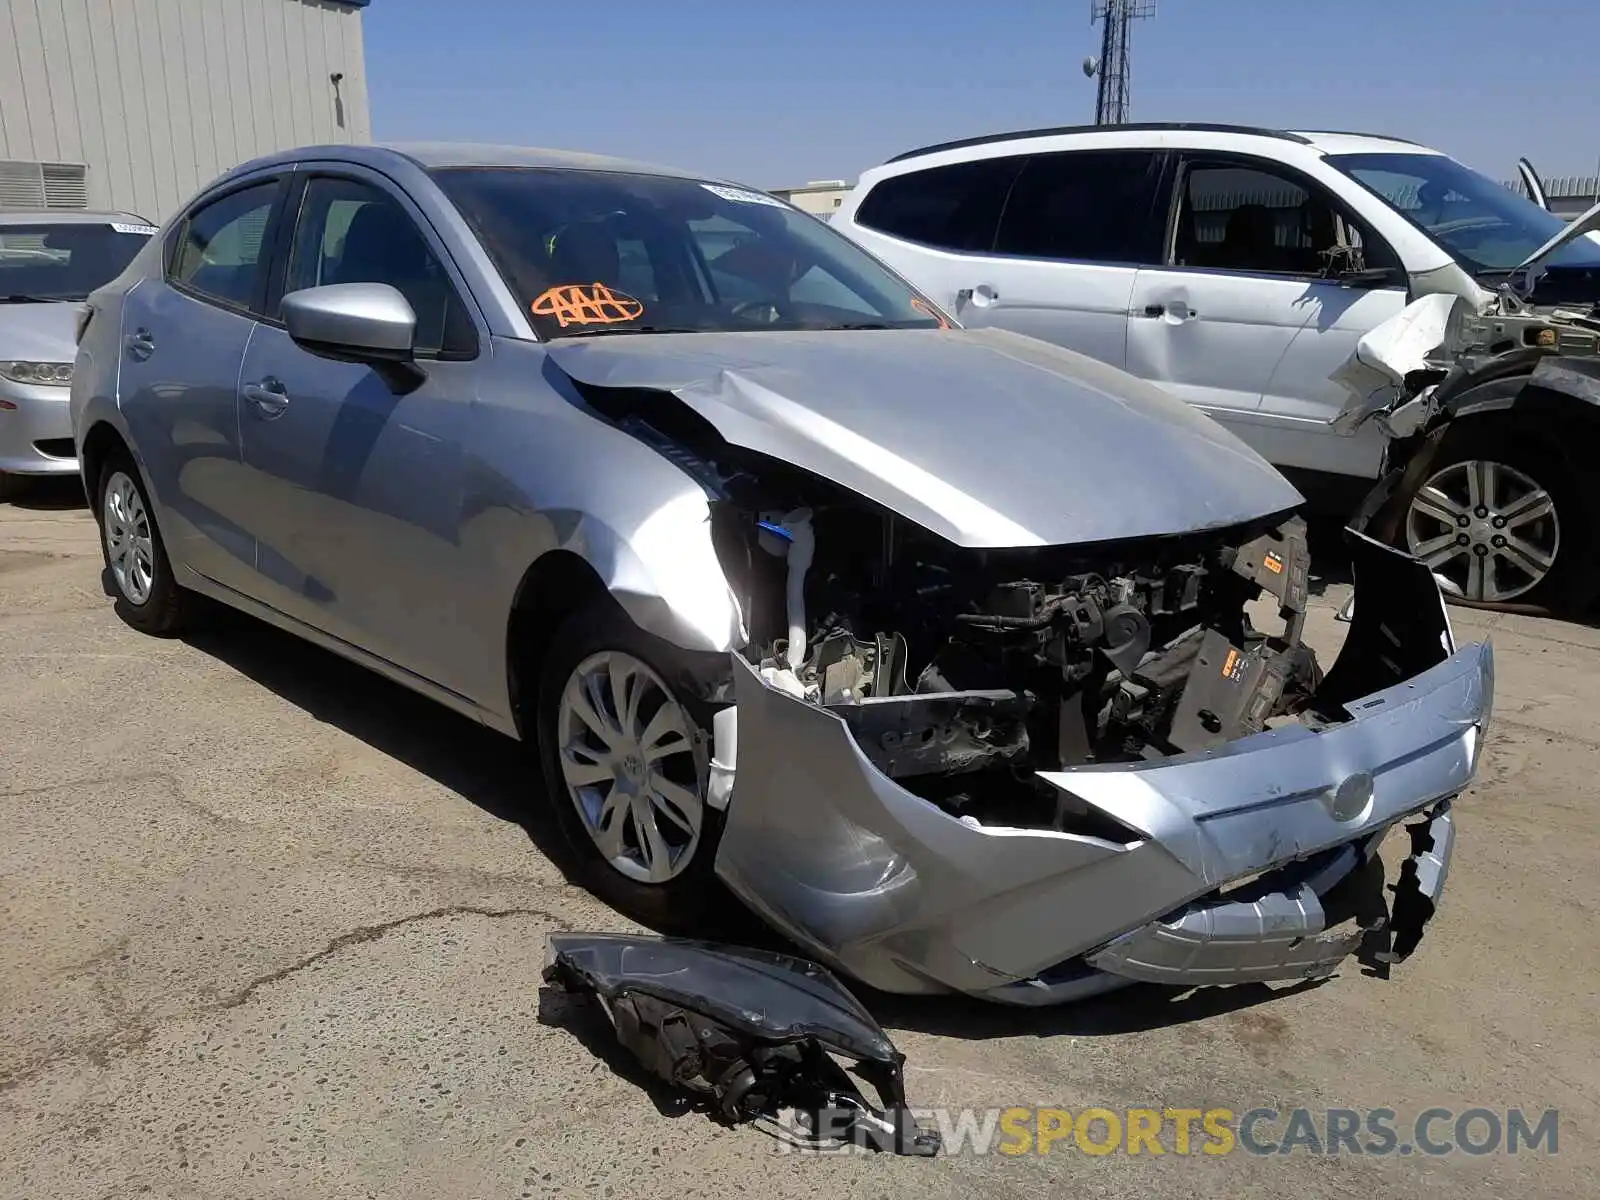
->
[236,172,483,692]
[117,176,285,592]
[1126,158,1406,480]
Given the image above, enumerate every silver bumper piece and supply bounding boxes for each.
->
[713,535,1493,1004]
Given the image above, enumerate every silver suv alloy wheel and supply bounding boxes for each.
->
[1405,458,1559,603]
[555,649,706,884]
[102,470,156,605]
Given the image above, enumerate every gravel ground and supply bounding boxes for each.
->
[2,481,1596,1199]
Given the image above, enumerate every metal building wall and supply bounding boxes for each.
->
[0,0,372,221]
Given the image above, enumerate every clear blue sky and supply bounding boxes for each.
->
[364,0,1600,188]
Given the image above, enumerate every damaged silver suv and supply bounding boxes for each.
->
[72,143,1493,1006]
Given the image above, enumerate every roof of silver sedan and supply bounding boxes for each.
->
[0,209,153,227]
[226,141,709,183]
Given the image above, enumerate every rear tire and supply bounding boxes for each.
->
[535,603,726,931]
[96,450,196,636]
[1388,419,1599,615]
[0,471,24,504]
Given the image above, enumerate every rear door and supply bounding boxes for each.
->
[960,149,1166,368]
[117,173,289,593]
[843,154,1023,322]
[235,166,483,692]
[1126,155,1406,477]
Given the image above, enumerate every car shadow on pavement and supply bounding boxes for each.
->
[1306,515,1355,597]
[869,975,1332,1040]
[178,605,587,884]
[534,982,705,1120]
[2,475,89,511]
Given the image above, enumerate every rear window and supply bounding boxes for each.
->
[854,157,1024,253]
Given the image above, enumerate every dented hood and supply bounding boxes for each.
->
[546,327,1301,548]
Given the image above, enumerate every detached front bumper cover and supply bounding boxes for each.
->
[713,531,1492,1004]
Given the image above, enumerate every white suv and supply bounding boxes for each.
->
[834,124,1600,612]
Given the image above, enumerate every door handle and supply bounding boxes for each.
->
[125,327,155,360]
[956,284,999,311]
[241,377,289,418]
[1138,301,1196,321]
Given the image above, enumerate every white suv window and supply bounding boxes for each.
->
[1175,163,1342,276]
[854,157,1023,253]
[992,150,1164,264]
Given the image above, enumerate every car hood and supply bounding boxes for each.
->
[1512,196,1600,278]
[0,301,83,362]
[546,327,1302,548]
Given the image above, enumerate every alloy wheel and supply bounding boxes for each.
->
[1405,458,1559,603]
[555,649,705,884]
[103,470,156,605]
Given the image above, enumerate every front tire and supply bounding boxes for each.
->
[536,604,725,930]
[96,451,195,636]
[1392,420,1599,614]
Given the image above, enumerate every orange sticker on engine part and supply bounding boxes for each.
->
[1221,648,1240,679]
[911,296,952,329]
[1264,551,1284,574]
[530,282,644,328]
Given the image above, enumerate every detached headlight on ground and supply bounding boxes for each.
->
[0,361,73,386]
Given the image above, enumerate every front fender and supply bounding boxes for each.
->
[460,338,749,726]
[556,498,746,655]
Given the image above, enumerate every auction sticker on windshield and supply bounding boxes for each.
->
[110,222,159,236]
[530,283,645,328]
[701,183,790,209]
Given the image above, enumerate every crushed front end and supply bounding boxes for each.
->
[708,500,1493,1004]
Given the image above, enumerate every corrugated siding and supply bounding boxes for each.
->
[0,0,372,220]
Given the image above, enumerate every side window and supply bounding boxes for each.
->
[993,150,1163,264]
[854,157,1024,252]
[283,176,476,357]
[170,181,280,312]
[1176,163,1347,276]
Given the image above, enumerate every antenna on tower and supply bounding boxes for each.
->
[1086,1,1156,125]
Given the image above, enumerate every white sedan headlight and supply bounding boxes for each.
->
[0,360,73,386]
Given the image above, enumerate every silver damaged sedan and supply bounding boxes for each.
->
[71,144,1493,1004]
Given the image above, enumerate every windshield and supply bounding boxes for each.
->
[433,167,943,338]
[0,221,153,301]
[1328,152,1600,275]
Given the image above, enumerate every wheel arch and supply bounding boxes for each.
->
[79,420,134,517]
[504,549,614,742]
[1435,369,1600,478]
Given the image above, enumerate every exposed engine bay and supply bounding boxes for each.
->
[724,501,1322,831]
[584,383,1329,835]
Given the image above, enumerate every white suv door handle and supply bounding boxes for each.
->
[1138,301,1196,321]
[956,284,999,311]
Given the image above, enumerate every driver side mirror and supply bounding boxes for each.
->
[1320,242,1401,290]
[282,283,426,392]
